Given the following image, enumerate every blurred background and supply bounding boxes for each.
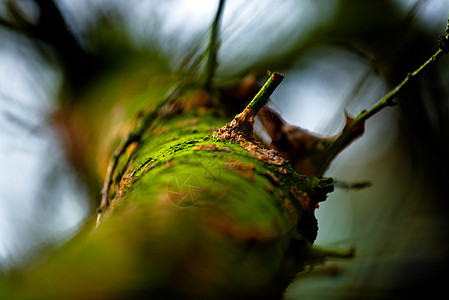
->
[1,0,448,298]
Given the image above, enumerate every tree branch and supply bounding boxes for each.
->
[203,0,226,91]
[354,15,449,126]
[0,17,18,31]
[319,20,449,175]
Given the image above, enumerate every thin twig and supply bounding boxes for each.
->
[354,50,446,124]
[203,0,226,91]
[333,179,372,190]
[319,23,449,175]
[352,15,449,126]
[247,71,285,115]
[0,18,16,30]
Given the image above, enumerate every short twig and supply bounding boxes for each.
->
[246,71,285,115]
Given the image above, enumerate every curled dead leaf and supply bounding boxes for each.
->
[258,106,365,176]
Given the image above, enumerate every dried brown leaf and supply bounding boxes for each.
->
[258,106,365,176]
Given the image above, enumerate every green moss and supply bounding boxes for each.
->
[111,119,333,246]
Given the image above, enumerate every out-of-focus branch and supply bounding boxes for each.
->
[203,0,226,91]
[318,19,449,176]
[0,0,99,94]
[0,18,15,30]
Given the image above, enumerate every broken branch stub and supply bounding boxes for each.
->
[216,72,287,166]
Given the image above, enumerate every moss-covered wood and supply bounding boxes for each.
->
[1,71,341,299]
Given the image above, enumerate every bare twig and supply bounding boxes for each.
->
[354,15,449,126]
[333,179,372,190]
[319,20,449,175]
[247,71,285,115]
[203,0,226,91]
[0,18,17,31]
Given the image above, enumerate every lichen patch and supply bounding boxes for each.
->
[263,170,280,186]
[278,167,287,175]
[176,118,199,128]
[202,210,279,242]
[284,198,298,225]
[240,140,286,166]
[152,125,170,135]
[117,174,135,197]
[223,157,255,181]
[164,161,175,169]
[193,144,231,152]
[290,186,311,214]
[264,183,274,194]
[216,108,287,166]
